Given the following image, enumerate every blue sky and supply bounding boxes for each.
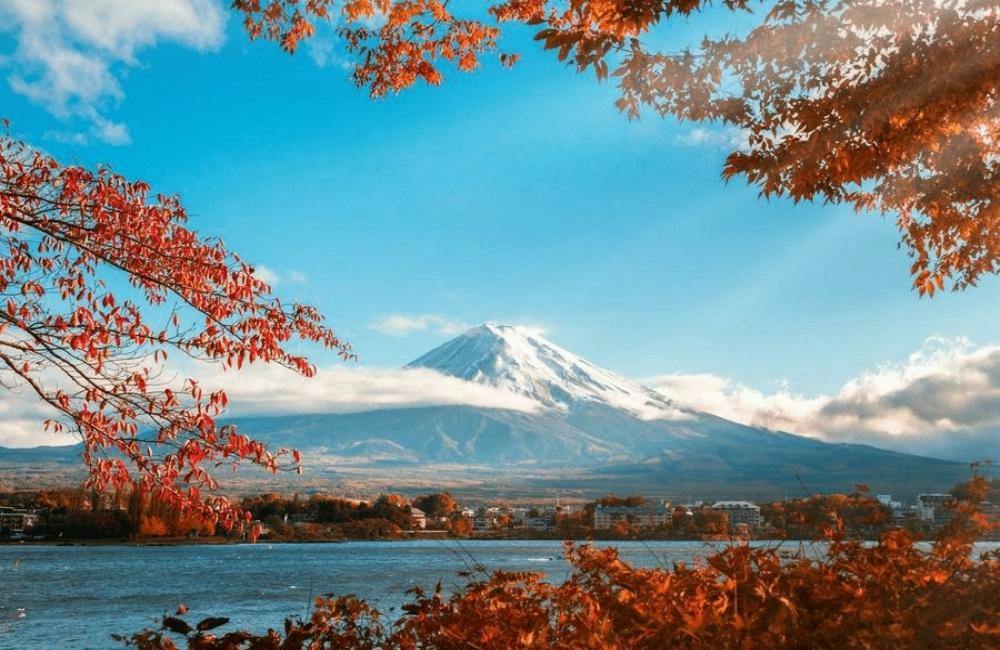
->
[1,1,999,404]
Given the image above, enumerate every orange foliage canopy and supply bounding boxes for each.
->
[121,479,1000,648]
[234,0,999,294]
[0,134,350,530]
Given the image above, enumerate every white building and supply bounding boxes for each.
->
[917,494,954,526]
[473,507,503,531]
[877,494,909,526]
[876,494,902,509]
[409,507,427,529]
[711,501,762,527]
[525,516,554,532]
[0,507,39,534]
[593,504,671,530]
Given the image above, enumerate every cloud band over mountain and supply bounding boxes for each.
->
[0,364,544,447]
[1,328,996,463]
[645,337,1000,462]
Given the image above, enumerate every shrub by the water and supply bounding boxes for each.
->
[119,479,1000,649]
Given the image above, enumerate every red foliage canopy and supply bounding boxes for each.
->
[0,134,350,529]
[121,479,1000,648]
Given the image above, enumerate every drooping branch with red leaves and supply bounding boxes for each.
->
[233,0,999,295]
[0,134,351,531]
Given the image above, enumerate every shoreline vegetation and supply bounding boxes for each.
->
[4,478,999,546]
[6,534,1000,548]
[118,476,999,649]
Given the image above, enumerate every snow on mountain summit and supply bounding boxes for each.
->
[407,323,687,420]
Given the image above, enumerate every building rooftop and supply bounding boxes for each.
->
[594,505,669,513]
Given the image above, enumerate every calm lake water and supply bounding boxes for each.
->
[1,540,995,649]
[0,539,735,648]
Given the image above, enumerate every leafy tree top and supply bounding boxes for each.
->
[0,133,351,529]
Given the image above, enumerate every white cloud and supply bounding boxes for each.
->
[198,363,544,417]
[4,333,996,464]
[0,379,78,447]
[253,265,280,287]
[42,129,89,145]
[0,0,226,144]
[250,266,309,287]
[370,314,471,337]
[644,373,827,435]
[0,418,75,447]
[88,110,131,145]
[676,126,749,150]
[645,337,1000,462]
[0,361,543,447]
[305,36,353,71]
[286,269,308,284]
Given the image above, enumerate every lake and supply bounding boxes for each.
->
[0,539,745,648]
[2,539,995,649]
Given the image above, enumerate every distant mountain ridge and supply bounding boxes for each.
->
[0,324,974,498]
[239,324,967,497]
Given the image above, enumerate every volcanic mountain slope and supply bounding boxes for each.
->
[0,324,973,497]
[228,324,968,497]
[406,324,684,419]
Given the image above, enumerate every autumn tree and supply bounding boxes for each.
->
[692,506,729,536]
[447,512,474,536]
[123,478,1000,649]
[761,492,892,539]
[234,0,999,295]
[952,476,1000,503]
[413,491,458,518]
[594,494,645,507]
[0,134,350,531]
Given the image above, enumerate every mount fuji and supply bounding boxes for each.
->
[407,324,685,420]
[227,324,965,498]
[0,324,969,498]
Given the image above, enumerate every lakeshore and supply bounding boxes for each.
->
[0,540,759,648]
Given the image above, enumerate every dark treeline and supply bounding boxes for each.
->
[241,493,419,540]
[4,480,999,542]
[1,487,219,540]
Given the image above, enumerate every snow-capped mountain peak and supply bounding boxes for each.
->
[406,323,686,420]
